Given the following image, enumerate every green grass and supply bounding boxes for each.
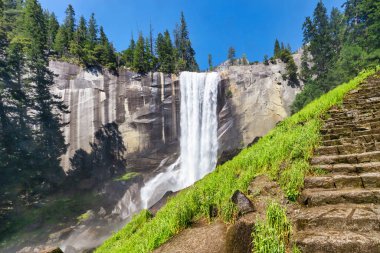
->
[253,202,291,253]
[96,68,379,253]
[114,172,140,182]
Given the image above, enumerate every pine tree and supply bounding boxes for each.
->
[227,46,236,65]
[87,13,98,48]
[303,1,333,77]
[274,39,281,58]
[120,36,135,68]
[70,15,87,61]
[208,54,213,71]
[94,26,117,69]
[64,4,75,45]
[330,8,344,60]
[344,0,380,52]
[22,0,67,186]
[144,37,153,72]
[300,46,311,81]
[173,12,198,72]
[133,33,147,74]
[156,30,174,74]
[53,26,68,57]
[46,12,59,53]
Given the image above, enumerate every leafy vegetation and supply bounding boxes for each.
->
[96,65,378,253]
[0,0,68,216]
[120,11,199,74]
[115,172,140,182]
[292,0,380,113]
[253,202,291,253]
[270,39,299,86]
[0,192,99,248]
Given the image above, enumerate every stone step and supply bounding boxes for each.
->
[343,102,380,110]
[294,204,380,232]
[326,111,380,122]
[343,100,380,108]
[304,173,380,189]
[311,151,380,165]
[315,142,379,156]
[323,122,380,133]
[300,188,380,206]
[322,134,380,147]
[295,230,380,253]
[321,126,380,138]
[325,117,380,128]
[314,162,380,174]
[323,129,380,141]
[324,121,380,130]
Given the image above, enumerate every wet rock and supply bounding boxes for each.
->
[98,207,106,216]
[64,246,78,253]
[78,178,96,190]
[231,190,255,215]
[48,226,75,242]
[78,210,95,224]
[149,191,176,215]
[40,247,63,253]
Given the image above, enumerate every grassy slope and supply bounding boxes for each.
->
[96,68,378,253]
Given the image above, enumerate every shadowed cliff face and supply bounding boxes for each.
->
[50,61,181,172]
[50,53,302,174]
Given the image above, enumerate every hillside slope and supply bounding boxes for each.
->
[96,68,379,253]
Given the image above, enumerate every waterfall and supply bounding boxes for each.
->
[61,72,220,252]
[140,71,220,209]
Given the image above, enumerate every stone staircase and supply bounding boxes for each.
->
[294,73,380,253]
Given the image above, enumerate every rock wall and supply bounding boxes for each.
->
[50,51,302,172]
[50,61,180,171]
[217,56,302,153]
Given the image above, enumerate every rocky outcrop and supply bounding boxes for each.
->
[217,57,302,153]
[50,61,180,171]
[51,51,302,173]
[294,72,380,253]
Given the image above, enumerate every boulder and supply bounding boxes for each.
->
[231,190,255,215]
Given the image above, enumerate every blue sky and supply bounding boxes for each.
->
[39,0,345,70]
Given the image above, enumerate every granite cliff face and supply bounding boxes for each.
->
[50,61,180,172]
[50,52,302,174]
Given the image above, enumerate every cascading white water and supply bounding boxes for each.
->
[178,72,219,187]
[140,71,220,209]
[61,72,220,252]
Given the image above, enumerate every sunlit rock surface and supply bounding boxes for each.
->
[50,51,302,173]
[50,61,180,172]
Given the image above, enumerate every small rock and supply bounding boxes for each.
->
[40,247,63,253]
[78,210,95,223]
[48,226,74,241]
[98,207,106,216]
[231,190,255,214]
